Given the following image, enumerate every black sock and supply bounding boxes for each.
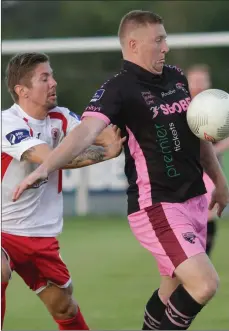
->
[159,285,204,330]
[206,219,217,256]
[142,289,166,330]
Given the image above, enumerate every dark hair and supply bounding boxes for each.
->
[118,10,163,44]
[5,52,49,102]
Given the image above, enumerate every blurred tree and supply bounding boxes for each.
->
[2,1,229,112]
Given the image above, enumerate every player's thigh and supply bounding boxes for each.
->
[1,232,29,280]
[34,237,71,288]
[128,202,206,277]
[1,249,12,282]
[1,233,48,292]
[15,260,48,292]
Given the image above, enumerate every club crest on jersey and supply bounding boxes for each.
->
[90,89,105,102]
[51,128,60,140]
[6,129,30,145]
[182,232,196,244]
[176,82,188,94]
[141,91,156,105]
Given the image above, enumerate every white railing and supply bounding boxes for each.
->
[2,32,229,54]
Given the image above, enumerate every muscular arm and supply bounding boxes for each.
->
[63,146,106,169]
[21,144,107,169]
[21,144,51,163]
[21,120,108,169]
[200,140,227,186]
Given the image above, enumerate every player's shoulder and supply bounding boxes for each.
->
[49,106,80,122]
[2,105,23,123]
[89,70,127,103]
[164,64,186,77]
[101,70,128,90]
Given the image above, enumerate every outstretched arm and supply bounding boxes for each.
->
[45,117,107,173]
[21,125,125,169]
[13,117,107,201]
[21,144,107,169]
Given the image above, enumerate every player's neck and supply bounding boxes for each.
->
[123,56,160,75]
[17,101,48,120]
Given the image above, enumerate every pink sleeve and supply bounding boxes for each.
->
[81,111,111,125]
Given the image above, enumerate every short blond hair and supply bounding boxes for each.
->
[118,10,163,45]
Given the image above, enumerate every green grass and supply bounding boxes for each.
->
[4,216,229,330]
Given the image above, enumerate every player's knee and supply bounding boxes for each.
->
[175,253,220,304]
[191,273,220,303]
[52,295,77,320]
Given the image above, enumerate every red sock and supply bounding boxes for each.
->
[55,307,89,330]
[1,282,8,328]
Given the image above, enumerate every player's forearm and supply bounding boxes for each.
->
[21,144,52,163]
[63,146,108,169]
[200,140,227,186]
[38,118,106,175]
[214,137,229,155]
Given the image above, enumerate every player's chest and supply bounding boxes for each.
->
[130,81,191,123]
[28,118,64,148]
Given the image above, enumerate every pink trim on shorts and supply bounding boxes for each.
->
[126,126,152,209]
[82,111,110,125]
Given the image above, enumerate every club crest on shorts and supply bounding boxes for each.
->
[182,232,196,244]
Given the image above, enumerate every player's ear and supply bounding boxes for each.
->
[14,85,29,99]
[129,38,138,54]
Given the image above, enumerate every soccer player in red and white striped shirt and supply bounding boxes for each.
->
[1,52,125,330]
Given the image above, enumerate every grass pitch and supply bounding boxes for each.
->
[4,216,229,330]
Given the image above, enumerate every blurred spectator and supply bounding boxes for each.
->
[187,64,229,257]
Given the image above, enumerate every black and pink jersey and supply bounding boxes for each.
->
[82,60,206,214]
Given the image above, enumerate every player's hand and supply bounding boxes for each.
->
[102,125,126,158]
[209,183,229,218]
[12,167,48,202]
[94,125,125,148]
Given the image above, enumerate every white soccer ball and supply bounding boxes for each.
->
[187,89,229,142]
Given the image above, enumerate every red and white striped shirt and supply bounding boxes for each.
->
[2,103,80,237]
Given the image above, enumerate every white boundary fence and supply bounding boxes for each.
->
[2,32,229,54]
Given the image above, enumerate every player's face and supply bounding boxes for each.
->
[135,23,169,74]
[27,62,57,110]
[187,70,211,98]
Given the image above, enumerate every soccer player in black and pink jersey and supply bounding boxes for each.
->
[13,11,229,330]
[187,64,229,257]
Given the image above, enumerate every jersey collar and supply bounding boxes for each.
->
[122,60,164,84]
[13,103,45,124]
